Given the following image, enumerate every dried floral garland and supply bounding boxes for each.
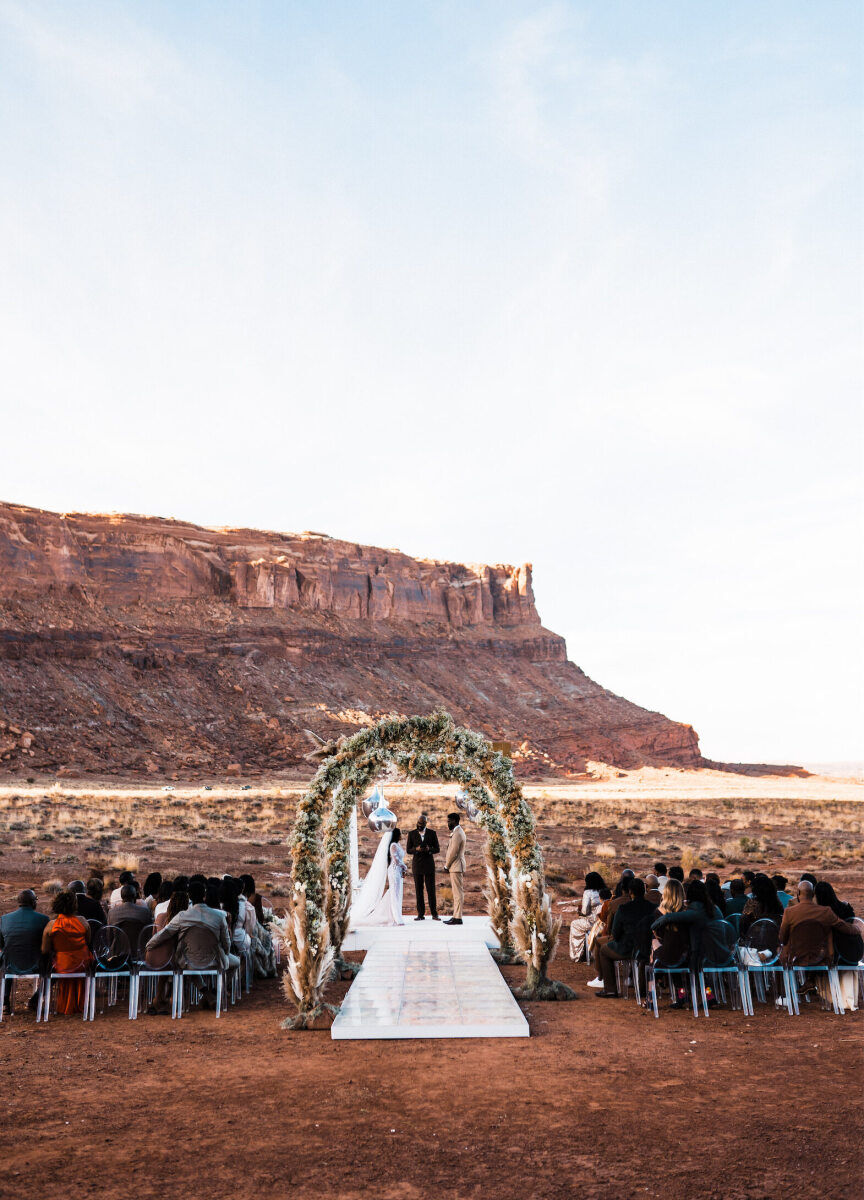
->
[282,710,573,1028]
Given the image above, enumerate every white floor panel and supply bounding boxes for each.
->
[331,921,529,1040]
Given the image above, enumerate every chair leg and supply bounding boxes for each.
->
[216,972,222,1017]
[698,971,710,1017]
[0,975,6,1022]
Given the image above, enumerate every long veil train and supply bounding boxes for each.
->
[349,829,392,927]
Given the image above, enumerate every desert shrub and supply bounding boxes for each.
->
[680,846,703,875]
[110,853,140,872]
[42,878,64,894]
[595,842,616,859]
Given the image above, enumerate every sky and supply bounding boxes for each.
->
[0,1,861,765]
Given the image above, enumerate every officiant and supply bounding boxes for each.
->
[406,813,440,920]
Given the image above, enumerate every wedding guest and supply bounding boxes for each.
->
[142,873,162,915]
[146,880,238,978]
[109,870,137,906]
[595,878,656,998]
[70,879,106,926]
[779,880,856,967]
[569,871,606,961]
[154,888,189,932]
[725,878,748,916]
[705,873,727,917]
[153,879,174,921]
[644,874,662,906]
[1,890,49,1010]
[814,880,855,922]
[651,880,689,988]
[771,875,793,908]
[742,870,756,895]
[589,876,634,987]
[688,867,704,881]
[41,890,92,1015]
[740,873,783,937]
[653,863,669,890]
[668,866,684,883]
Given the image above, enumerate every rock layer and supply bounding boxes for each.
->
[0,501,703,777]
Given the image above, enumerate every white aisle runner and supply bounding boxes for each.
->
[331,918,529,1040]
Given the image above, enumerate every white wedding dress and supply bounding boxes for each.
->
[350,833,406,927]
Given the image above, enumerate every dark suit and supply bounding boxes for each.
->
[0,907,49,971]
[74,893,107,926]
[405,827,440,918]
[599,898,657,992]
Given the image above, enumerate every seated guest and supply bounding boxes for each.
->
[705,873,727,917]
[146,880,239,983]
[651,880,690,1001]
[146,889,190,1012]
[205,881,222,910]
[653,863,668,890]
[742,869,756,895]
[142,873,162,915]
[799,872,818,889]
[108,884,152,952]
[41,890,92,1014]
[644,875,662,905]
[771,875,793,908]
[569,871,606,962]
[668,866,684,884]
[814,880,854,922]
[72,878,107,926]
[219,878,250,956]
[595,878,656,998]
[740,873,783,936]
[154,888,188,932]
[0,889,49,1010]
[725,878,748,915]
[172,874,190,894]
[779,880,856,968]
[153,879,174,921]
[109,870,137,906]
[589,876,633,988]
[653,879,727,967]
[688,867,703,881]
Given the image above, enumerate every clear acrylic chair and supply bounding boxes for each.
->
[696,922,748,1016]
[0,947,44,1021]
[646,961,699,1017]
[174,932,229,1019]
[90,925,135,1019]
[739,918,794,1014]
[41,951,92,1021]
[133,923,176,1018]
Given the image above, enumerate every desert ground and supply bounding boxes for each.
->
[1,767,862,1199]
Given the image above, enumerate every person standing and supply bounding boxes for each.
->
[444,812,467,926]
[405,813,440,921]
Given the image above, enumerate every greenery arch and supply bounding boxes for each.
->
[282,711,574,1028]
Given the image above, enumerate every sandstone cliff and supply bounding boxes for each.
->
[0,501,704,778]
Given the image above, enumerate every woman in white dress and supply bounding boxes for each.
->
[365,828,408,927]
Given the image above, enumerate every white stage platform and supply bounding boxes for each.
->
[331,918,529,1040]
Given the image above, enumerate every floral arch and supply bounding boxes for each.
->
[283,710,573,1028]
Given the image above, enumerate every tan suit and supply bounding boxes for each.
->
[445,824,467,919]
[778,899,855,966]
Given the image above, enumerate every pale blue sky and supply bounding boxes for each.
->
[0,2,861,764]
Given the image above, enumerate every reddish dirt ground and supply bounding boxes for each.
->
[1,946,862,1200]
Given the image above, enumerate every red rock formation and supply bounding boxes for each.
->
[0,501,704,777]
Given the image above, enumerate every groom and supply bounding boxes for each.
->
[406,813,440,920]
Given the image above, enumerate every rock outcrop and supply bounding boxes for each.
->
[0,501,704,777]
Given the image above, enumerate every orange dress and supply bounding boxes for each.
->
[49,914,92,1014]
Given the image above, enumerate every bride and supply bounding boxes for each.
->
[350,827,408,927]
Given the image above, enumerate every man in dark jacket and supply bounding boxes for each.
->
[70,879,106,926]
[405,813,440,920]
[0,890,49,1011]
[596,879,656,997]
